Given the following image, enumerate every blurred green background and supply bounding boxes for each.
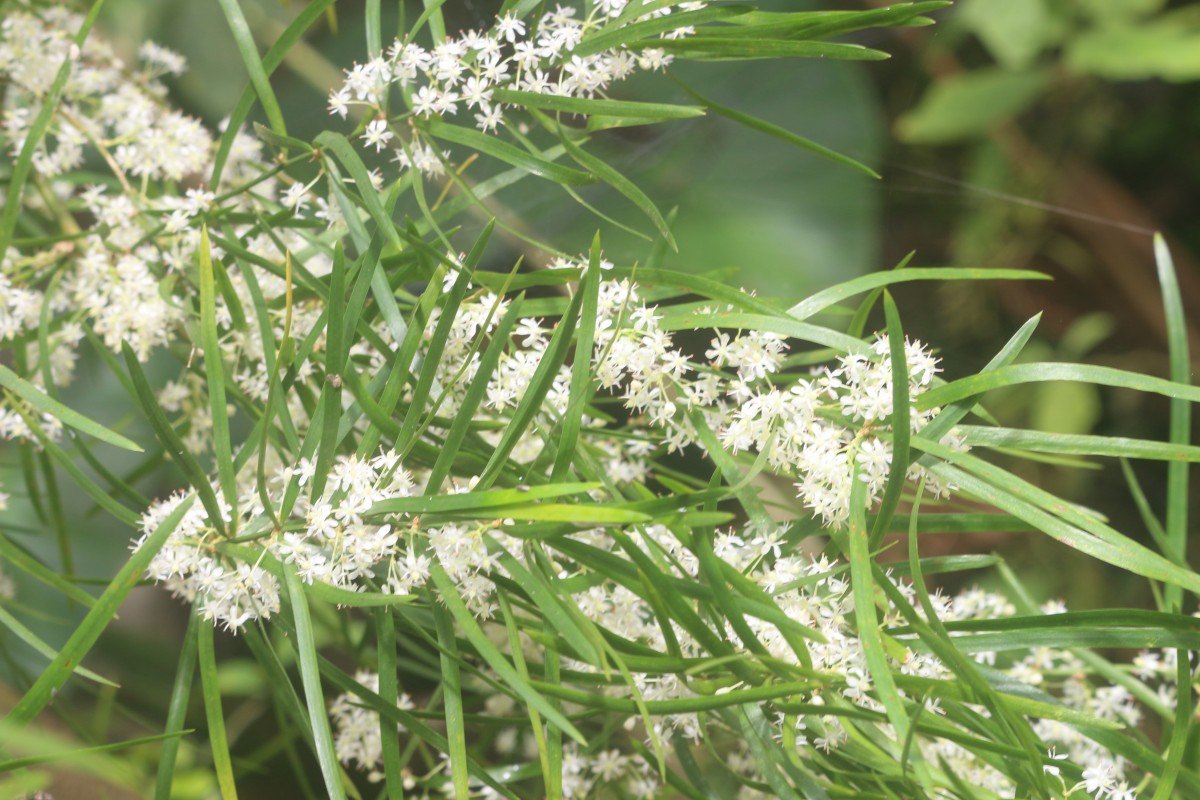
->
[3,0,1200,794]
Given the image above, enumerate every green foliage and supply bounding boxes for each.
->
[0,2,1196,799]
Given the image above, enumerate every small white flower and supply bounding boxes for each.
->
[496,13,526,43]
[361,119,393,152]
[281,182,309,211]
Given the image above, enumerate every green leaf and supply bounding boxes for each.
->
[672,77,879,179]
[1155,233,1191,613]
[373,609,404,800]
[394,223,489,453]
[122,344,226,537]
[418,120,596,185]
[560,133,675,249]
[3,496,194,726]
[155,611,199,800]
[313,654,519,799]
[918,362,1200,410]
[920,441,1200,593]
[199,226,237,522]
[845,465,933,791]
[1154,647,1191,799]
[475,503,651,524]
[897,69,1050,143]
[372,483,598,515]
[0,727,191,773]
[310,243,348,501]
[551,240,601,482]
[920,313,1042,443]
[721,3,950,40]
[958,425,1200,461]
[283,568,348,800]
[735,705,821,798]
[428,561,587,745]
[488,541,600,666]
[493,89,703,120]
[6,405,138,526]
[197,622,239,800]
[416,0,448,42]
[890,674,1123,732]
[899,609,1200,653]
[216,0,333,183]
[426,295,525,493]
[638,38,890,61]
[476,285,585,489]
[433,603,469,798]
[787,267,1048,321]
[0,364,140,452]
[1067,15,1200,82]
[252,122,313,154]
[571,4,753,57]
[216,0,288,137]
[535,678,817,715]
[0,605,116,687]
[659,310,867,355]
[868,292,911,548]
[0,533,96,607]
[315,131,403,250]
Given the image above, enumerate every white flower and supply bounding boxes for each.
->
[361,118,394,152]
[496,13,526,43]
[281,182,309,211]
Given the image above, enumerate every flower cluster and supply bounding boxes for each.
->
[274,452,415,590]
[136,490,281,633]
[0,5,1166,800]
[136,450,422,632]
[329,670,415,781]
[331,2,706,175]
[330,538,1148,800]
[0,6,289,450]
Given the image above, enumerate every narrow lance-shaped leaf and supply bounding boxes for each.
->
[0,364,141,452]
[428,561,588,745]
[216,0,288,138]
[433,602,470,798]
[571,4,753,57]
[0,533,96,607]
[199,226,237,525]
[419,120,596,186]
[918,363,1200,410]
[634,37,891,61]
[476,282,586,489]
[373,608,405,800]
[673,77,879,178]
[425,295,525,493]
[787,267,1048,322]
[0,605,116,688]
[123,344,226,537]
[315,131,404,251]
[868,291,911,548]
[551,236,602,481]
[197,621,239,800]
[844,464,935,792]
[154,611,199,800]
[495,88,703,120]
[283,568,349,800]
[4,496,195,726]
[560,132,676,249]
[1154,233,1191,614]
